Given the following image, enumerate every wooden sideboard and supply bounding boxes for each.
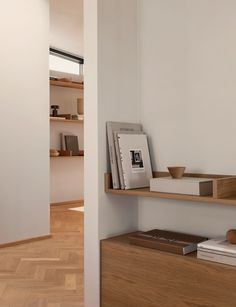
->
[101,232,236,307]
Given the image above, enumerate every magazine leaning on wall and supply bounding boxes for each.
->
[116,133,153,189]
[106,121,143,189]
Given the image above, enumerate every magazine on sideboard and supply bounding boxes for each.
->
[129,229,208,255]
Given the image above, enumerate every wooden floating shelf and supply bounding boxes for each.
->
[51,150,84,158]
[50,118,83,123]
[50,155,84,158]
[50,80,84,90]
[104,172,236,206]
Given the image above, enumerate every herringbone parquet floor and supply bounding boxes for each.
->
[0,202,84,307]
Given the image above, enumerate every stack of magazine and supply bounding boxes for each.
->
[107,121,153,190]
[197,237,236,266]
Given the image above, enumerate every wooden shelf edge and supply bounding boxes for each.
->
[104,173,236,206]
[50,155,84,158]
[50,118,84,123]
[50,79,84,90]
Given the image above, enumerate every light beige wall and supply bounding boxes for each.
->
[0,0,50,244]
[138,0,236,237]
[50,0,83,56]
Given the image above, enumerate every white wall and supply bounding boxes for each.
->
[84,1,139,306]
[138,0,236,237]
[0,1,50,244]
[50,0,84,56]
[50,157,84,203]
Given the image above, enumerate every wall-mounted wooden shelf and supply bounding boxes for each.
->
[50,80,84,90]
[50,117,84,124]
[105,172,236,206]
[50,155,84,158]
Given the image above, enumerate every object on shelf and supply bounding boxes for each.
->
[114,131,145,189]
[129,229,207,255]
[106,121,143,189]
[50,76,58,81]
[50,69,83,83]
[50,117,82,123]
[51,105,59,117]
[150,176,213,196]
[50,116,66,120]
[59,150,72,156]
[116,133,153,189]
[77,98,84,115]
[65,135,80,156]
[50,149,60,157]
[226,229,236,244]
[50,79,84,90]
[71,114,83,121]
[197,237,236,267]
[57,114,71,120]
[168,166,185,179]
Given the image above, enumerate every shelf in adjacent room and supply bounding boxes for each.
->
[50,117,84,123]
[104,172,236,206]
[50,155,84,158]
[50,79,84,90]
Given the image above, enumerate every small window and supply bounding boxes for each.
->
[49,47,84,77]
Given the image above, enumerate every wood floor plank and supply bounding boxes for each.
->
[0,202,84,307]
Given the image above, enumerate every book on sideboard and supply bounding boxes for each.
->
[197,237,236,266]
[129,229,208,255]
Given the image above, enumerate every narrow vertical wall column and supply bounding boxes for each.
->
[84,0,100,306]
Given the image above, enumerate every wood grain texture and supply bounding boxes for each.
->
[105,173,236,206]
[50,80,84,90]
[101,233,236,307]
[213,177,236,199]
[0,202,84,307]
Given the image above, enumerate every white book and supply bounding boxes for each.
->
[114,131,145,190]
[150,177,213,196]
[198,237,236,255]
[117,133,153,189]
[197,249,236,267]
[106,122,142,189]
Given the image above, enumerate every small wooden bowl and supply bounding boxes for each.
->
[50,149,60,157]
[167,166,186,179]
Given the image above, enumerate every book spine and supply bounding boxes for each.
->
[107,124,120,189]
[117,136,129,190]
[60,133,65,151]
[114,134,125,189]
[130,237,184,255]
[197,250,236,267]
